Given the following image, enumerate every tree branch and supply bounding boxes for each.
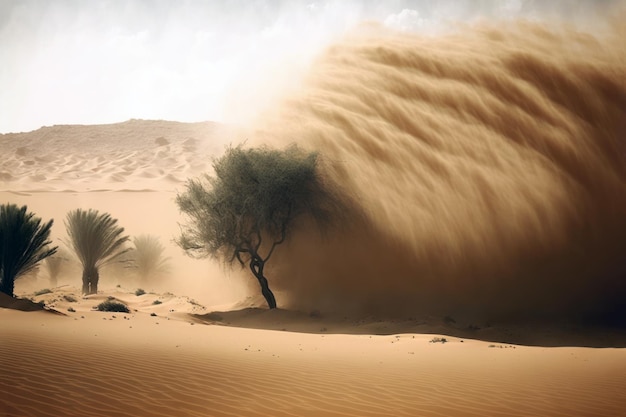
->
[233,248,249,266]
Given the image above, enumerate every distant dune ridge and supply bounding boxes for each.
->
[253,18,626,323]
[0,119,230,192]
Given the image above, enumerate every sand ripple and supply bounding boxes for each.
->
[1,309,625,417]
[0,120,233,192]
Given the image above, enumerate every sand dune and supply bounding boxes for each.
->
[2,287,626,417]
[0,119,233,192]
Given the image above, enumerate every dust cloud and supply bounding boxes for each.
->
[253,13,626,323]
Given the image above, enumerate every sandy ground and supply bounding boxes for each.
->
[2,287,626,417]
[1,120,626,416]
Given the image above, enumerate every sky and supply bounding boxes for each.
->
[0,0,618,133]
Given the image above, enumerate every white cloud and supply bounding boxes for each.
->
[384,9,425,31]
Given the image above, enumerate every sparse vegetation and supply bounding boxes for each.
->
[41,248,70,287]
[188,298,202,307]
[430,337,448,344]
[67,307,76,312]
[96,300,130,313]
[176,144,343,309]
[129,234,170,284]
[135,288,146,296]
[34,288,53,296]
[152,300,162,305]
[0,204,57,297]
[64,209,130,295]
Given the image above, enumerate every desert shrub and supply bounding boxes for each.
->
[34,288,52,296]
[96,300,130,313]
[152,300,162,305]
[135,288,146,296]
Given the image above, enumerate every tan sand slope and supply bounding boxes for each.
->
[2,287,626,417]
[0,119,234,192]
[0,119,252,308]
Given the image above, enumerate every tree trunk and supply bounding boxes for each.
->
[82,266,100,295]
[90,269,99,294]
[249,258,277,309]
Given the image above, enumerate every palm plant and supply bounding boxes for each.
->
[65,209,129,295]
[42,247,70,287]
[131,234,170,285]
[0,204,57,297]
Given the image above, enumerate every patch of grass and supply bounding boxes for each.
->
[34,288,52,296]
[135,288,146,296]
[430,337,448,344]
[96,300,130,313]
[152,300,162,305]
[63,295,77,302]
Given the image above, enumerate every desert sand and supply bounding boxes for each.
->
[2,13,626,417]
[2,288,626,417]
[1,119,625,417]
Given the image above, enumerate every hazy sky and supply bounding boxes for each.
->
[0,0,617,133]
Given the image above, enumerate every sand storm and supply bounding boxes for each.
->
[2,4,626,417]
[256,19,626,322]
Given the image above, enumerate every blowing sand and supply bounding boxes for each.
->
[2,14,626,417]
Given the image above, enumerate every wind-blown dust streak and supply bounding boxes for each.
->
[254,19,626,322]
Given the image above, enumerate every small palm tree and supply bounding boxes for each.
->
[0,204,57,297]
[42,247,70,287]
[131,234,170,285]
[65,209,129,295]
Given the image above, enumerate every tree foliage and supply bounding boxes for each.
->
[176,144,339,308]
[0,203,57,297]
[65,209,129,295]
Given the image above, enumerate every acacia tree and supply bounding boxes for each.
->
[0,204,57,297]
[65,209,129,295]
[176,144,338,309]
